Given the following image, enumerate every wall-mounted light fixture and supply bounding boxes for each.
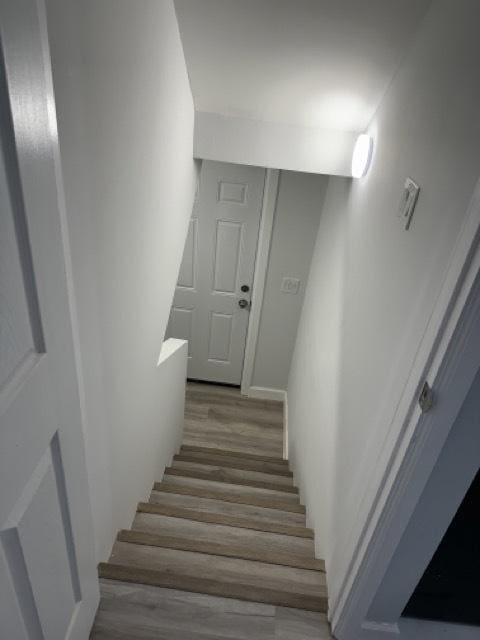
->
[351,133,373,178]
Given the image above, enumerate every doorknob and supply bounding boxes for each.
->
[241,284,250,293]
[238,299,250,309]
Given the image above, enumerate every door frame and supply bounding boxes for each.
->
[332,176,480,639]
[241,168,280,397]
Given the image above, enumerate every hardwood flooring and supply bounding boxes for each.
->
[91,580,331,639]
[182,383,284,457]
[90,382,331,639]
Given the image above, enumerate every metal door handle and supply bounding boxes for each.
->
[238,299,250,309]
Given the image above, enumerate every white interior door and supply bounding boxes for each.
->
[0,1,98,638]
[167,161,265,384]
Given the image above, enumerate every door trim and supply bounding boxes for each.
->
[332,176,480,638]
[241,168,280,396]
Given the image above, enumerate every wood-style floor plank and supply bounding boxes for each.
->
[137,502,313,538]
[186,383,283,411]
[165,465,298,493]
[132,512,314,555]
[174,452,293,476]
[160,473,300,502]
[117,529,324,571]
[140,501,313,538]
[183,430,283,459]
[171,459,293,486]
[108,541,326,593]
[91,580,332,640]
[183,383,284,458]
[180,444,288,465]
[148,489,307,527]
[99,563,327,614]
[153,481,305,513]
[91,579,277,640]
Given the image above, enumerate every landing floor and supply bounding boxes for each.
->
[182,382,284,457]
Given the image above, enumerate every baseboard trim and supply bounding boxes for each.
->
[244,386,286,402]
[283,392,289,460]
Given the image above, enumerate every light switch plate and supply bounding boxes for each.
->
[399,178,420,230]
[281,277,300,294]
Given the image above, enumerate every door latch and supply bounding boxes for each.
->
[418,381,434,413]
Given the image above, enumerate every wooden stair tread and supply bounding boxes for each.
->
[119,529,324,571]
[108,540,326,597]
[174,451,293,476]
[149,489,307,527]
[131,512,320,566]
[161,473,300,503]
[180,444,288,465]
[182,435,284,460]
[134,510,312,553]
[153,480,305,513]
[98,562,327,613]
[139,501,313,538]
[185,387,284,412]
[172,459,293,486]
[165,465,298,493]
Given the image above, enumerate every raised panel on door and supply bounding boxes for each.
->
[0,62,45,406]
[208,312,234,363]
[217,180,247,205]
[0,434,81,640]
[212,220,243,295]
[0,189,40,391]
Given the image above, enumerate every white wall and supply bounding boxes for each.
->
[195,112,356,176]
[251,171,328,391]
[46,0,196,561]
[288,177,349,552]
[287,0,480,612]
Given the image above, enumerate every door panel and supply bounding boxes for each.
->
[0,1,98,638]
[218,180,247,204]
[213,220,243,293]
[208,312,234,363]
[168,161,265,384]
[10,436,79,640]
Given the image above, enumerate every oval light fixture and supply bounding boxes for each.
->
[351,133,373,178]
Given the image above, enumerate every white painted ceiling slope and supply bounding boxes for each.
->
[175,0,431,132]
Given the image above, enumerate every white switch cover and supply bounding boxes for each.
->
[281,277,300,294]
[398,177,420,230]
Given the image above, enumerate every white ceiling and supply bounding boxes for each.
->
[175,0,431,132]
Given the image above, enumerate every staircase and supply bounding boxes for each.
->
[98,444,328,613]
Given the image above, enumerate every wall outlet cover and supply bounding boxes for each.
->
[399,177,420,230]
[281,277,300,294]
